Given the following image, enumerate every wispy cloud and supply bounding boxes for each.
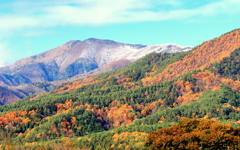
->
[0,0,240,35]
[0,0,239,64]
[0,42,12,67]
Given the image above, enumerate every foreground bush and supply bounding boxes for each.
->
[145,119,240,150]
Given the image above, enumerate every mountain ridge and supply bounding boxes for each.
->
[142,29,240,86]
[0,38,192,104]
[0,38,192,84]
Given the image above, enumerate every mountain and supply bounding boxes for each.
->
[0,38,192,85]
[0,83,56,105]
[0,29,239,149]
[0,38,192,104]
[0,86,21,105]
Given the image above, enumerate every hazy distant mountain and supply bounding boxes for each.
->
[0,38,192,104]
[0,82,56,105]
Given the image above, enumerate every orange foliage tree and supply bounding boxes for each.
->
[145,119,240,150]
[107,104,137,128]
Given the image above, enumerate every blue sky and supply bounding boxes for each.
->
[0,0,240,66]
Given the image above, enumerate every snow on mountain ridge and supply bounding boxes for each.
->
[0,38,193,85]
[77,38,193,67]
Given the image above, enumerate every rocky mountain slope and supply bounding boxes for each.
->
[0,38,192,104]
[0,38,192,86]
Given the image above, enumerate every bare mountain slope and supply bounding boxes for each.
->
[0,38,192,86]
[0,38,192,104]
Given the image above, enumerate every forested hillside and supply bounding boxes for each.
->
[142,29,240,86]
[0,29,239,149]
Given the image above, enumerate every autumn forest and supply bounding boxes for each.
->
[0,29,240,149]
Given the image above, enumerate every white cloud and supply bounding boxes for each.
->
[0,42,12,67]
[0,0,240,35]
[23,30,54,37]
[0,0,239,65]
